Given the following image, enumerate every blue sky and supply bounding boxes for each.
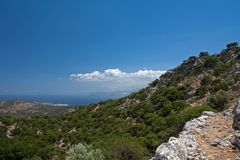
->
[0,0,240,96]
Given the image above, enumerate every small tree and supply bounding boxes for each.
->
[226,42,238,50]
[199,52,209,58]
[204,56,219,68]
[66,143,105,160]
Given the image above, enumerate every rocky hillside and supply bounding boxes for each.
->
[153,42,240,105]
[0,42,240,160]
[0,100,74,116]
[152,102,240,160]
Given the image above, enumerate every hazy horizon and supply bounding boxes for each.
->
[0,89,139,105]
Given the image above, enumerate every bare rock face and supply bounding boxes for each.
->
[155,137,187,160]
[234,131,240,148]
[233,101,240,148]
[152,102,240,160]
[153,111,215,160]
[210,138,221,147]
[233,101,240,130]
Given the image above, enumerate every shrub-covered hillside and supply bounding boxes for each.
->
[0,100,74,117]
[0,42,240,160]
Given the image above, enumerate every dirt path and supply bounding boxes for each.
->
[195,111,240,160]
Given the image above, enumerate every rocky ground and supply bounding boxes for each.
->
[195,109,239,160]
[152,102,240,160]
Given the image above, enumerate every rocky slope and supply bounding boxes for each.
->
[149,42,240,160]
[152,101,240,160]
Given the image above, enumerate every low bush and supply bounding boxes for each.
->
[204,56,219,68]
[207,90,228,111]
[66,143,104,160]
[199,52,209,58]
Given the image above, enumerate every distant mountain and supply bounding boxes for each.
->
[0,99,74,116]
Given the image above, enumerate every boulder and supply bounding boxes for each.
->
[234,131,240,148]
[232,101,240,148]
[155,137,187,160]
[153,112,214,160]
[210,138,221,147]
[233,101,240,130]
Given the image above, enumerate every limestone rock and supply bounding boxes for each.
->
[153,112,215,160]
[234,130,240,148]
[210,138,221,147]
[233,101,240,130]
[155,137,187,160]
[232,101,240,148]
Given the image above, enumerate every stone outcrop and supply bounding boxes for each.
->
[152,103,240,160]
[233,101,240,148]
[234,131,240,149]
[153,111,215,160]
[233,101,240,130]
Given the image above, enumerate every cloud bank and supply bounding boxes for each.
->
[70,68,165,81]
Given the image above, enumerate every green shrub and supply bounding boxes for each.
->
[226,42,238,50]
[212,80,230,91]
[129,89,147,101]
[159,102,173,117]
[103,138,147,160]
[190,64,204,75]
[188,56,197,61]
[199,52,209,58]
[162,86,187,101]
[28,156,42,160]
[201,75,212,86]
[172,100,189,112]
[174,73,185,82]
[214,64,227,76]
[178,104,214,123]
[150,94,165,106]
[207,90,228,111]
[204,56,219,68]
[66,143,104,160]
[195,86,208,97]
[213,61,232,76]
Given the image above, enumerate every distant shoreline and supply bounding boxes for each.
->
[0,95,111,106]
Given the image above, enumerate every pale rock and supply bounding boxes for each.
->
[210,138,221,147]
[153,112,215,160]
[233,101,240,130]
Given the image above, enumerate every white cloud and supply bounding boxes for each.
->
[69,69,166,94]
[70,68,165,81]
